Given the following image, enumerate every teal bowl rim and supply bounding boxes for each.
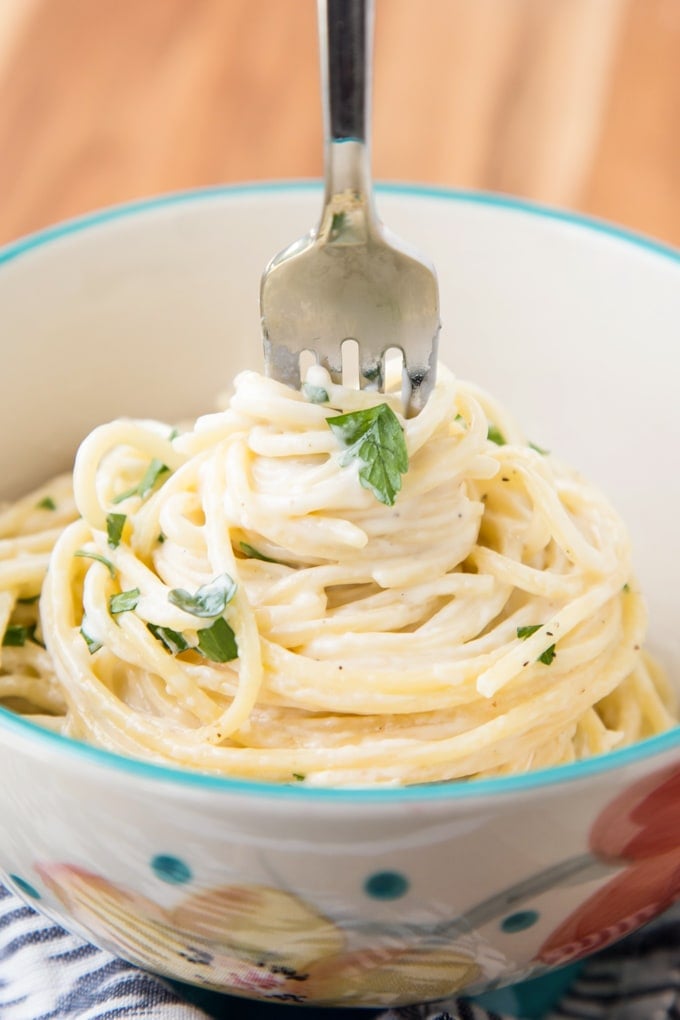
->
[1,179,679,803]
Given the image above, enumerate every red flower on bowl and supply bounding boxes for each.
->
[539,763,680,966]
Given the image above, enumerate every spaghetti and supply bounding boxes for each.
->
[0,364,674,785]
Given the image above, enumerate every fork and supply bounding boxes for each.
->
[260,0,440,417]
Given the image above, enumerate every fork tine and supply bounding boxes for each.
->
[318,348,343,386]
[262,338,302,391]
[403,342,439,415]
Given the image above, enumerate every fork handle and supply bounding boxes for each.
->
[318,0,374,200]
[324,0,369,142]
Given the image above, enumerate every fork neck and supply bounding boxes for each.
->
[318,0,376,218]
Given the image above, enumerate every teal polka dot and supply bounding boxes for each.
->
[364,871,409,900]
[10,874,41,900]
[501,909,540,933]
[150,854,192,885]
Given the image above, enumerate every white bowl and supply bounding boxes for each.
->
[0,183,679,1008]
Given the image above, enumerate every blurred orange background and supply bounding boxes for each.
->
[0,0,678,247]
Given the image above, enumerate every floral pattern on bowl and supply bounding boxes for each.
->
[538,764,680,966]
[37,863,479,1005]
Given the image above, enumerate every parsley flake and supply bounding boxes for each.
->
[487,424,506,446]
[35,495,57,511]
[528,441,549,455]
[112,458,170,505]
[147,623,190,655]
[302,382,329,404]
[292,773,306,782]
[80,616,102,655]
[3,623,36,647]
[239,542,279,563]
[106,512,126,549]
[168,574,236,619]
[109,588,140,615]
[197,617,238,663]
[517,624,556,665]
[74,550,116,579]
[327,403,408,506]
[327,211,348,241]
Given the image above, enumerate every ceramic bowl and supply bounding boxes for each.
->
[1,184,679,1009]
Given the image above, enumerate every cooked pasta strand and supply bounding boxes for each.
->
[0,364,674,786]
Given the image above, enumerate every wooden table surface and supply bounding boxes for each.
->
[0,0,679,249]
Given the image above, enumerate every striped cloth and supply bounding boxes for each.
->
[1,883,679,1020]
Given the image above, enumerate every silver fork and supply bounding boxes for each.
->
[260,0,440,416]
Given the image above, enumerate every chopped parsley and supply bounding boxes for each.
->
[168,574,236,619]
[106,512,126,549]
[109,588,140,615]
[330,211,346,237]
[537,644,556,666]
[74,550,116,579]
[3,623,38,647]
[35,495,57,511]
[327,403,408,507]
[112,458,170,505]
[147,623,190,655]
[528,441,549,455]
[239,542,279,563]
[147,617,238,662]
[196,617,238,663]
[517,624,542,639]
[302,382,329,404]
[487,424,506,446]
[517,624,556,665]
[80,616,102,655]
[292,773,306,782]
